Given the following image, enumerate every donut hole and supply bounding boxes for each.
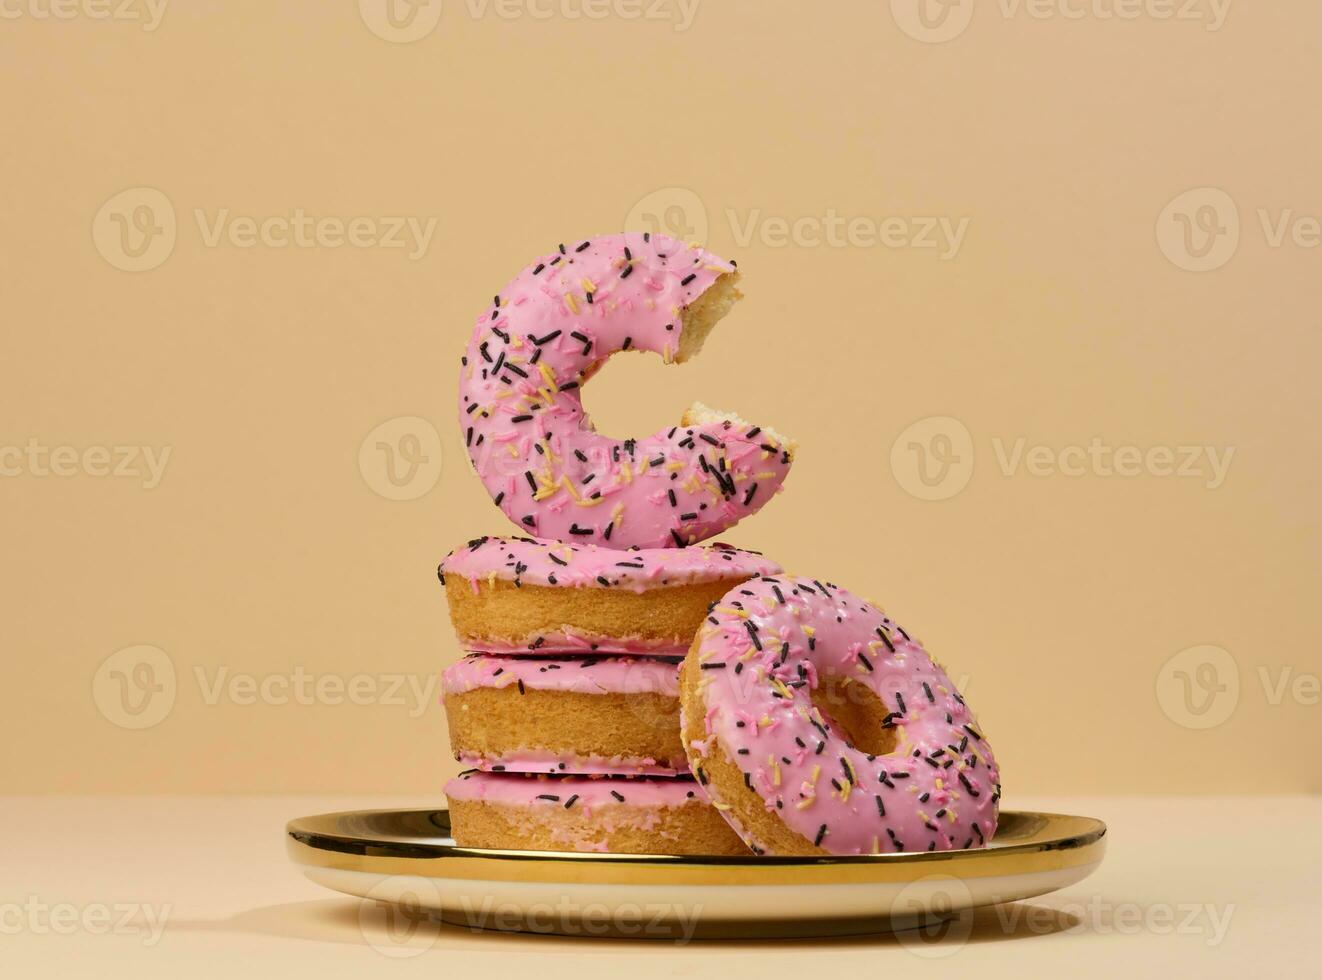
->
[810,676,898,757]
[578,272,743,441]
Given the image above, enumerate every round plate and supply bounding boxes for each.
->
[286,808,1106,939]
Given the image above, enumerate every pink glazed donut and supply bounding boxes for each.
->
[680,575,1001,856]
[458,233,795,550]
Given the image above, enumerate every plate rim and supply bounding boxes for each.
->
[287,808,1107,886]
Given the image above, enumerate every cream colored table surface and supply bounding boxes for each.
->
[3,795,1316,977]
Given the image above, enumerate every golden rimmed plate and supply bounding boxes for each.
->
[287,808,1106,939]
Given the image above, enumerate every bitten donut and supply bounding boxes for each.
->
[438,535,781,655]
[458,232,795,549]
[443,654,686,776]
[445,771,748,855]
[681,576,1000,855]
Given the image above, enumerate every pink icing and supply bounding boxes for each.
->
[457,233,794,549]
[688,575,1001,856]
[465,633,690,657]
[446,770,705,810]
[444,656,687,775]
[439,535,781,594]
[456,750,687,778]
[442,654,681,698]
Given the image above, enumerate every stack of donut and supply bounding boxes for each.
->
[439,233,1001,857]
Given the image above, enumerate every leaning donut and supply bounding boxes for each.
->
[438,535,781,655]
[680,575,1000,855]
[458,232,795,550]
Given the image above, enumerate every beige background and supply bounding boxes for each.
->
[2,0,1319,798]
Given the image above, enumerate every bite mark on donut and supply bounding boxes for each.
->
[458,234,796,549]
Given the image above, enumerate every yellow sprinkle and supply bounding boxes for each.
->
[580,277,596,294]
[770,757,781,787]
[712,802,732,812]
[662,344,672,364]
[564,293,579,315]
[810,764,821,784]
[715,605,749,619]
[758,715,774,729]
[802,627,816,637]
[840,780,853,803]
[610,504,624,528]
[795,798,815,810]
[558,475,581,502]
[506,444,519,458]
